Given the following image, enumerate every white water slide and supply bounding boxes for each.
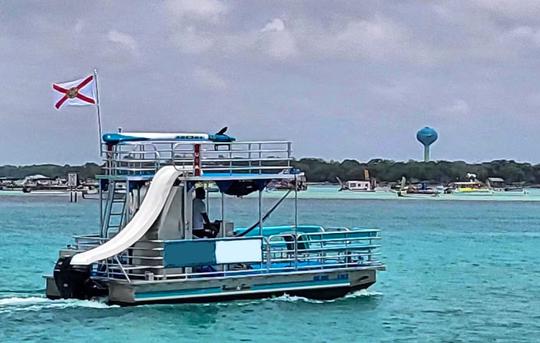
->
[70,166,182,266]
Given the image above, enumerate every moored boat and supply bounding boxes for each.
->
[338,179,375,192]
[337,169,377,192]
[445,173,493,196]
[445,181,493,195]
[267,168,307,191]
[486,177,528,196]
[395,177,442,198]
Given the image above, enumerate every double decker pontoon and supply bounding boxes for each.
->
[45,130,384,305]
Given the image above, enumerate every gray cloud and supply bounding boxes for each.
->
[0,0,539,164]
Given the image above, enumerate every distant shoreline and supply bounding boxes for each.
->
[1,159,539,185]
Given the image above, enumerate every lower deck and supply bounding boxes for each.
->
[46,267,380,305]
[47,225,384,304]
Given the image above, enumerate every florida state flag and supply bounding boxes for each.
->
[52,75,96,110]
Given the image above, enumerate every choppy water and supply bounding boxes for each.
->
[1,190,540,342]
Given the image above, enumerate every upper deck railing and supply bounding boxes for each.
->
[101,140,293,177]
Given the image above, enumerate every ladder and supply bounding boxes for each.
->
[101,180,128,238]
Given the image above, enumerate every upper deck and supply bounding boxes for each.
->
[100,131,295,181]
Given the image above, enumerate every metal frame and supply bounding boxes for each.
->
[98,139,295,239]
[69,137,385,287]
[101,140,293,176]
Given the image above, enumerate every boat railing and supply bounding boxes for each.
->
[101,140,293,176]
[72,234,109,250]
[263,229,381,270]
[89,227,383,281]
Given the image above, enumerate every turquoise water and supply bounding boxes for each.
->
[1,192,540,342]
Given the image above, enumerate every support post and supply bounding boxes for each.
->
[99,180,103,236]
[184,182,191,240]
[294,175,298,232]
[294,174,298,270]
[193,144,201,176]
[423,145,429,162]
[258,190,263,236]
[221,191,225,237]
[93,69,103,155]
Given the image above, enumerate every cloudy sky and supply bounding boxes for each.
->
[1,0,540,164]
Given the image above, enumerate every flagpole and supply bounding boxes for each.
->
[93,69,103,155]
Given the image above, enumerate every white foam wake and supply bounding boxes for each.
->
[270,294,326,303]
[0,296,116,313]
[0,296,50,306]
[344,289,384,299]
[269,290,383,304]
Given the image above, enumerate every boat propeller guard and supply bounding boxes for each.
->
[53,256,106,299]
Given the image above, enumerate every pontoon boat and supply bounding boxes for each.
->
[44,130,384,305]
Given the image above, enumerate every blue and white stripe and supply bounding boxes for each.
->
[163,238,262,268]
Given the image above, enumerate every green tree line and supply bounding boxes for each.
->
[1,159,539,184]
[292,159,540,184]
[0,163,101,180]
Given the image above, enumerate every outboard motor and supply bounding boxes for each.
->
[53,256,105,299]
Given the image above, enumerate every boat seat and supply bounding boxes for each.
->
[283,235,308,251]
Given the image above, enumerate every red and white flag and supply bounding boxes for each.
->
[52,74,96,110]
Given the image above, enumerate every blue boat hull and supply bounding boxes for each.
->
[106,268,379,305]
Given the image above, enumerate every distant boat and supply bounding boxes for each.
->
[396,177,441,197]
[337,179,375,192]
[337,169,376,192]
[446,182,493,195]
[486,177,527,196]
[267,169,307,191]
[0,174,99,197]
[446,173,493,195]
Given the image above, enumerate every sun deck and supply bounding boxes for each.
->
[101,134,294,179]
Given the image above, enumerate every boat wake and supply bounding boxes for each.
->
[0,296,116,313]
[344,289,383,299]
[269,289,383,304]
[190,290,385,308]
[0,288,44,295]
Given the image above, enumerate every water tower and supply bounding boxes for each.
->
[416,127,438,162]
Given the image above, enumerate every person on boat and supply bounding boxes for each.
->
[192,187,219,238]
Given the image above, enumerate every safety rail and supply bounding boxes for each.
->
[263,230,381,270]
[101,140,293,176]
[72,234,108,250]
[72,228,382,281]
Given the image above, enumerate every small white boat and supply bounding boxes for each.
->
[487,178,527,196]
[338,180,375,192]
[337,170,376,192]
[267,169,307,191]
[337,169,377,192]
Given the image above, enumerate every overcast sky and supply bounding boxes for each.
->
[1,0,540,164]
